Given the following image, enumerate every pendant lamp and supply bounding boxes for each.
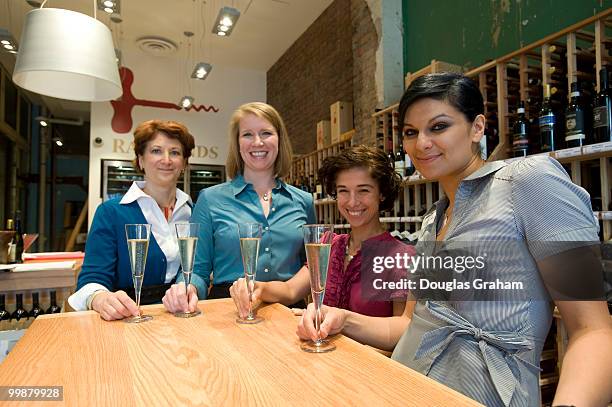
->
[12,7,122,102]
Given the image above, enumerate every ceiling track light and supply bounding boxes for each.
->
[0,29,19,54]
[212,7,240,37]
[191,62,212,80]
[97,0,121,17]
[179,96,194,109]
[25,0,44,7]
[36,116,84,126]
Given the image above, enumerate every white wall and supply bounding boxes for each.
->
[89,47,266,225]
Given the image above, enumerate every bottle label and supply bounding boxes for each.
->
[7,243,16,263]
[512,135,529,147]
[565,111,585,140]
[565,133,586,142]
[539,113,555,128]
[593,106,610,128]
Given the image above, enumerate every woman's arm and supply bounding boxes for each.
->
[297,300,415,351]
[552,300,612,406]
[185,191,214,297]
[259,265,311,304]
[230,265,310,319]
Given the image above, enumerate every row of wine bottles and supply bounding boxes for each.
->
[512,66,611,157]
[0,291,61,330]
[4,211,24,264]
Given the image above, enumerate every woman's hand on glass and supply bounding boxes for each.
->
[296,303,348,342]
[230,278,262,319]
[162,282,198,314]
[91,290,139,321]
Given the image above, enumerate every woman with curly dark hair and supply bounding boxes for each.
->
[230,145,415,345]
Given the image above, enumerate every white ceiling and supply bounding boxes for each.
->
[0,0,333,119]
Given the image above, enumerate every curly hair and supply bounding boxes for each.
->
[132,120,195,173]
[317,145,402,212]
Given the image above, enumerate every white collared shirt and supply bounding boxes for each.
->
[68,181,192,311]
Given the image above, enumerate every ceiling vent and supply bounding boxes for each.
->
[135,36,178,57]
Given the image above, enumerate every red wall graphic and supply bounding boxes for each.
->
[110,67,220,134]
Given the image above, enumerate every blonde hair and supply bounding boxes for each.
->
[226,102,293,179]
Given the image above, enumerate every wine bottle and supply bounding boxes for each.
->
[565,82,587,148]
[46,291,61,314]
[13,211,24,263]
[512,101,529,157]
[29,292,44,319]
[6,218,15,263]
[593,66,611,143]
[11,293,28,322]
[0,294,9,321]
[539,84,556,152]
[0,294,9,331]
[394,143,405,178]
[405,154,416,177]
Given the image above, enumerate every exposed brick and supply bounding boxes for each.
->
[267,0,379,155]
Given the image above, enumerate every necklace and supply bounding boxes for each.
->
[344,235,360,262]
[345,243,355,262]
[262,191,270,201]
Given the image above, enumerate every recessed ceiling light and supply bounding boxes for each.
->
[0,40,9,45]
[221,17,233,27]
[217,31,226,36]
[219,25,229,32]
[103,0,114,7]
[104,7,113,13]
[3,44,14,50]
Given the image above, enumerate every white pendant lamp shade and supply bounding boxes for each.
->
[12,8,122,102]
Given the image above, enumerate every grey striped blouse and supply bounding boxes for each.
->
[391,155,599,407]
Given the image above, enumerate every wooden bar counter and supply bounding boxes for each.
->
[0,299,481,406]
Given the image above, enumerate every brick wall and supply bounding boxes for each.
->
[350,0,379,146]
[267,0,379,154]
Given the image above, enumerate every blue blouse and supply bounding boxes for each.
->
[187,175,316,298]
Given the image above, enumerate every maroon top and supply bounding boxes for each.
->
[323,231,410,317]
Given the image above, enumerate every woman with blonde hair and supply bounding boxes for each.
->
[163,102,315,312]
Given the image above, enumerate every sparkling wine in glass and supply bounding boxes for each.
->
[301,224,335,353]
[237,223,263,324]
[125,224,153,323]
[174,222,201,318]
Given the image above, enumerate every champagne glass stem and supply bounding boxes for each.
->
[314,295,322,345]
[135,284,142,316]
[183,272,191,296]
[246,275,254,320]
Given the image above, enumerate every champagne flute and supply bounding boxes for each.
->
[174,222,201,318]
[124,224,153,323]
[236,223,263,324]
[301,224,335,353]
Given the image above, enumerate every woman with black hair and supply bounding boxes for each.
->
[299,73,612,406]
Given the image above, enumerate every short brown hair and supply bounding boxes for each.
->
[226,102,293,179]
[133,120,195,173]
[318,145,401,212]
